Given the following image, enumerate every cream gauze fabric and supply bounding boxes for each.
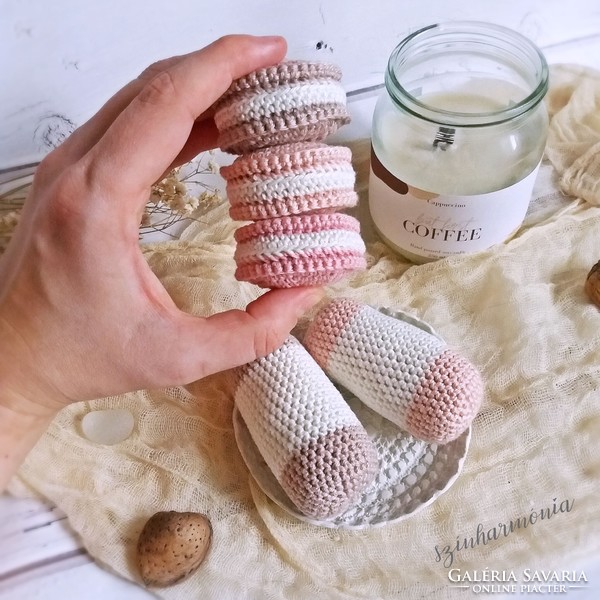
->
[8,66,600,600]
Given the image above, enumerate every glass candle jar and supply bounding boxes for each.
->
[369,21,549,263]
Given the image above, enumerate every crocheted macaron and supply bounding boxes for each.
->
[234,213,367,288]
[220,142,358,221]
[304,299,484,444]
[233,336,378,520]
[215,61,350,154]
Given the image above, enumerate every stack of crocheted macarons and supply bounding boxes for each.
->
[215,61,366,288]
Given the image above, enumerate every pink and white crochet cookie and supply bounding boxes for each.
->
[215,61,350,154]
[303,299,484,444]
[220,143,358,221]
[233,336,378,520]
[234,213,367,288]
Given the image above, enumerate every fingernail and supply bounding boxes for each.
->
[257,35,287,51]
[258,35,285,44]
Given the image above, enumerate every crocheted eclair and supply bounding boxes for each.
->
[220,142,358,221]
[233,337,378,520]
[234,213,366,288]
[215,61,350,154]
[303,299,484,444]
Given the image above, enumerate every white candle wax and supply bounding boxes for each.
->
[373,78,547,196]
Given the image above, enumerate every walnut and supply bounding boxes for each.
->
[585,260,600,308]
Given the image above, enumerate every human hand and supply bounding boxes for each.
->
[0,36,323,485]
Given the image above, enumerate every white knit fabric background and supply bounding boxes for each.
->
[7,66,600,599]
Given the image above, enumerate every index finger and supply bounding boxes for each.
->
[83,35,287,197]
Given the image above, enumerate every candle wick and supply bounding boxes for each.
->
[433,127,456,151]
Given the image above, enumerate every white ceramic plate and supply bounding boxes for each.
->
[233,307,472,530]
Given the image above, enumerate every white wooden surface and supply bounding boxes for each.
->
[1,1,600,598]
[2,0,600,168]
[0,495,152,600]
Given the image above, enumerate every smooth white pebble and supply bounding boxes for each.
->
[81,408,135,445]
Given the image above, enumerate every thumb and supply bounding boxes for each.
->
[176,287,325,380]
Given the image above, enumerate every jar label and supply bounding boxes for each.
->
[369,148,540,260]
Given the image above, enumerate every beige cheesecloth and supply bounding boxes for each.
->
[7,65,600,599]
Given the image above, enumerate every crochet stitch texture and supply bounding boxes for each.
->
[304,299,484,444]
[234,213,366,288]
[220,142,358,221]
[215,61,350,154]
[233,337,379,520]
[217,59,366,288]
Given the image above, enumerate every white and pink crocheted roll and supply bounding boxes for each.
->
[234,213,366,288]
[304,299,484,444]
[233,336,378,520]
[220,143,358,221]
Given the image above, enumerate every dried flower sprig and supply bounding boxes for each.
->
[0,180,27,252]
[150,170,199,215]
[0,151,223,252]
[0,210,20,231]
[140,151,223,238]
